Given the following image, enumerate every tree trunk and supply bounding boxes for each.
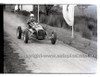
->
[18,4,20,12]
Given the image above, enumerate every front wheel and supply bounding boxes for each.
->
[16,26,22,39]
[51,32,57,44]
[23,30,29,43]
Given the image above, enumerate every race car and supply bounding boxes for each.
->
[16,22,57,44]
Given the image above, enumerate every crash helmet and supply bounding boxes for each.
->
[30,13,34,17]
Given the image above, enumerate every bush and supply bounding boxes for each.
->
[47,14,56,26]
[20,10,30,16]
[88,20,96,31]
[40,14,47,24]
[81,26,92,40]
[74,24,84,32]
[75,24,92,39]
[40,13,73,29]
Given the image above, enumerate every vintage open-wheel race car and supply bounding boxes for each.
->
[16,22,57,44]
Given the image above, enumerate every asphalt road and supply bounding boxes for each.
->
[4,11,97,73]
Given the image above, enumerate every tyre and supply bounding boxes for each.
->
[16,26,22,39]
[23,30,29,43]
[51,32,57,44]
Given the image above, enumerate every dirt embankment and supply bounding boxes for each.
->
[4,32,31,73]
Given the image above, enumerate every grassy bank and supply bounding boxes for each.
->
[41,24,97,58]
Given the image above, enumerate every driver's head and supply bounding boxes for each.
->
[30,13,34,19]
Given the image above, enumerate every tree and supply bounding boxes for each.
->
[44,5,53,15]
[21,4,22,11]
[18,4,20,12]
[77,5,88,16]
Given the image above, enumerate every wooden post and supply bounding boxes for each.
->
[38,5,39,23]
[72,25,74,38]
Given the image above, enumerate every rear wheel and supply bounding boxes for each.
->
[16,26,22,39]
[23,30,29,43]
[51,32,57,44]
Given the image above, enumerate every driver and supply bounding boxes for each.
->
[27,13,36,33]
[27,13,36,28]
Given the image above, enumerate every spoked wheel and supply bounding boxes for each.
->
[23,30,29,43]
[51,31,57,44]
[16,26,22,39]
